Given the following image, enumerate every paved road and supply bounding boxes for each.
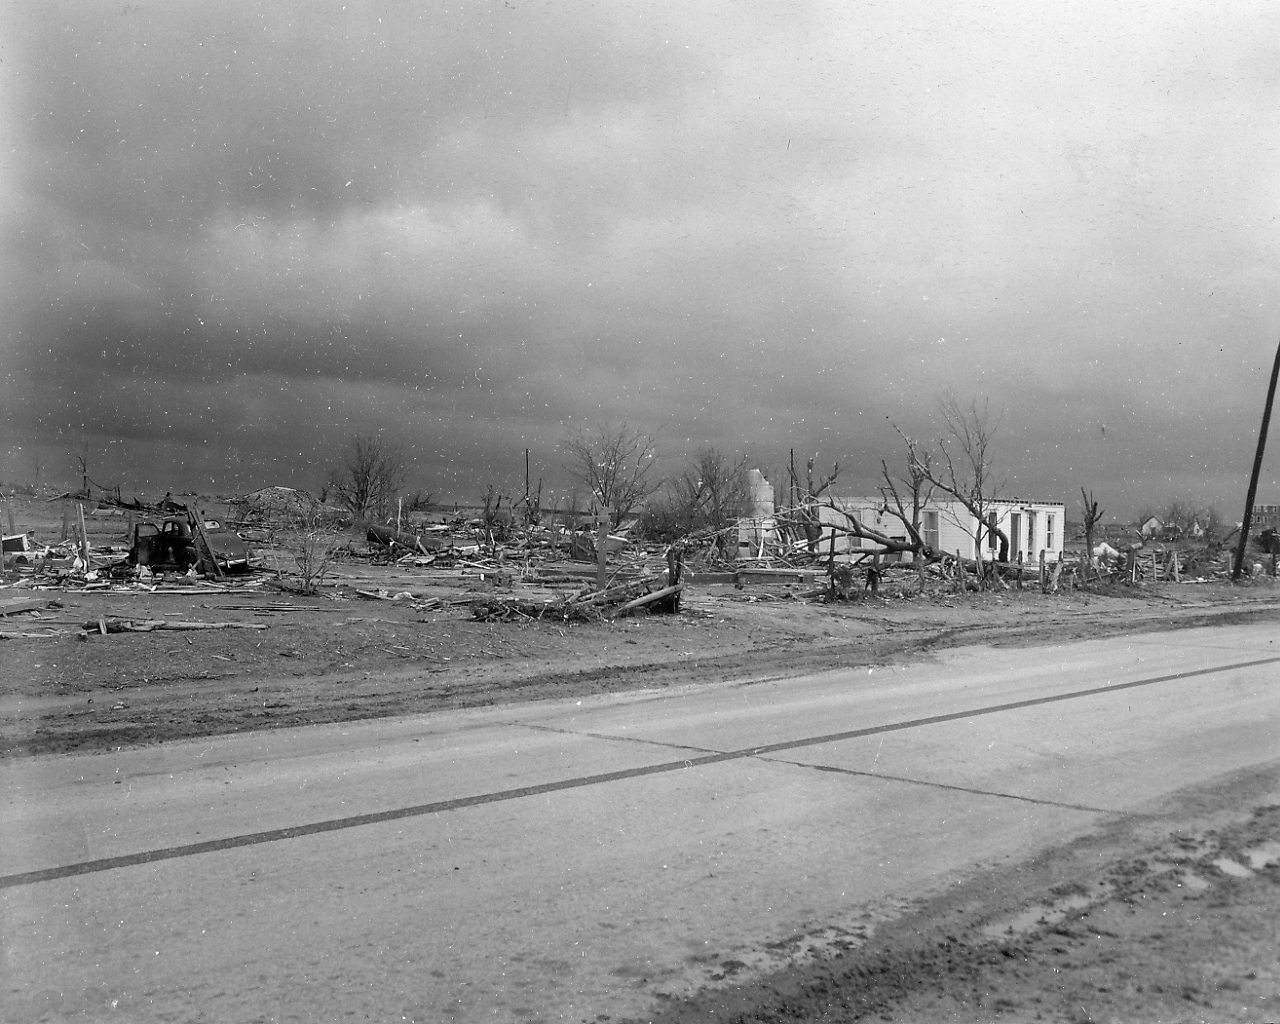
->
[3,622,1279,1023]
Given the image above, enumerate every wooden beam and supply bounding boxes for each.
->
[189,505,225,578]
[609,583,684,618]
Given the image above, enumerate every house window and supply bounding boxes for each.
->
[1046,514,1054,550]
[1026,511,1036,552]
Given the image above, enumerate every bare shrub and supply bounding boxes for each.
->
[287,514,342,594]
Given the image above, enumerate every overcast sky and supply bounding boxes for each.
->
[3,1,1279,518]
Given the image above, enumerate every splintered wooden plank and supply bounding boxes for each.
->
[0,597,48,617]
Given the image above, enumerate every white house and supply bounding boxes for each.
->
[810,495,1066,564]
[733,468,1065,565]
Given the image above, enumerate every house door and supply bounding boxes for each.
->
[1009,513,1022,561]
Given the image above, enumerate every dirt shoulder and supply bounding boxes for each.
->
[2,575,1278,759]
[628,761,1280,1024]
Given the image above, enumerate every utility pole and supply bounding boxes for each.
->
[1233,335,1280,580]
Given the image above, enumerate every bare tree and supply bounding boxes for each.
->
[918,394,1007,585]
[69,436,96,497]
[879,427,939,583]
[1164,498,1196,539]
[516,478,544,527]
[327,433,409,520]
[561,422,661,528]
[636,493,689,544]
[402,490,434,514]
[480,483,512,542]
[1080,488,1105,578]
[671,446,751,557]
[783,457,839,552]
[779,455,929,567]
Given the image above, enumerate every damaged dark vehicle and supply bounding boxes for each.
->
[129,513,250,574]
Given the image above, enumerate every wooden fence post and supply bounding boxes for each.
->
[596,510,611,591]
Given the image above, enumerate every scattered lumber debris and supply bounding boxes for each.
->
[0,597,62,617]
[81,618,270,634]
[0,630,69,640]
[354,588,442,610]
[469,571,678,623]
[470,595,598,623]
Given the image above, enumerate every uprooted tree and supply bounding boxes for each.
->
[560,422,661,529]
[327,433,409,520]
[779,451,931,575]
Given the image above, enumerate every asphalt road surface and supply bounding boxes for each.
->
[3,622,1279,1023]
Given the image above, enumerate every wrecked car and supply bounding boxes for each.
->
[129,515,250,574]
[200,519,251,572]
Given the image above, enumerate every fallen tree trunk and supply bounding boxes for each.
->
[366,524,430,556]
[83,618,269,633]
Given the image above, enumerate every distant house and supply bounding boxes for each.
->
[1252,504,1280,531]
[1139,516,1163,539]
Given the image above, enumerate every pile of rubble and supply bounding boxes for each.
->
[469,570,683,623]
[2,497,263,596]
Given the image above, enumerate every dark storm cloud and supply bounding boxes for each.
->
[17,4,706,229]
[5,1,1280,512]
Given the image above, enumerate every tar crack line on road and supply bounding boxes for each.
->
[3,652,1276,891]
[774,758,1144,816]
